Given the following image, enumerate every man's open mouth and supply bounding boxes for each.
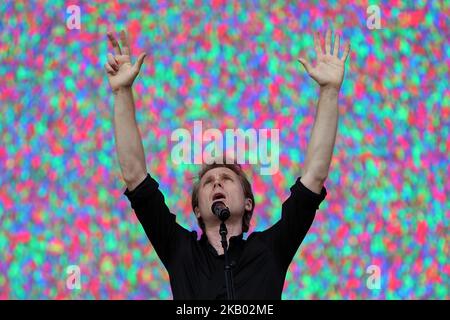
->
[212,192,226,202]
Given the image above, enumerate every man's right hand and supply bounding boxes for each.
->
[106,30,146,93]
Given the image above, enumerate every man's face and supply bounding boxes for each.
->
[194,167,252,229]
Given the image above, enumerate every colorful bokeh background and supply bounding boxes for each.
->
[0,0,448,299]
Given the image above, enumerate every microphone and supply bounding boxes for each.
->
[211,201,230,221]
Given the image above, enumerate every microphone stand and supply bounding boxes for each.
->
[219,221,235,300]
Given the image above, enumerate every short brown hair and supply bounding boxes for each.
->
[191,159,255,233]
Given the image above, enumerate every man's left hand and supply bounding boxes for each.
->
[298,29,351,91]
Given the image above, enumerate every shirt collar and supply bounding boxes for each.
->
[200,233,244,256]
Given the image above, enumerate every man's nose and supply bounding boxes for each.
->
[213,179,223,188]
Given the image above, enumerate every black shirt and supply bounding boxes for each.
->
[124,173,327,300]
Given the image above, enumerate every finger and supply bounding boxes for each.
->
[107,32,122,55]
[107,53,119,70]
[120,30,131,57]
[298,57,313,74]
[104,63,116,75]
[340,41,351,62]
[333,32,340,57]
[313,31,323,58]
[325,29,331,55]
[133,52,147,73]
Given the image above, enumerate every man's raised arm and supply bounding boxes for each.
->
[106,30,148,191]
[297,29,351,193]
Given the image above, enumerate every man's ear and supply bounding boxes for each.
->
[194,206,201,218]
[244,198,253,212]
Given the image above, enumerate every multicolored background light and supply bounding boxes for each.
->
[0,1,448,299]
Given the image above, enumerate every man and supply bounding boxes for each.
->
[106,29,350,299]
